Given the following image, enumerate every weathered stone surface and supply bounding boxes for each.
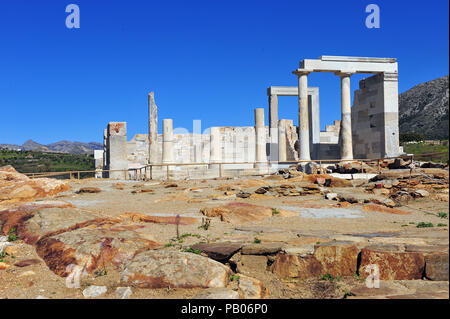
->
[241,243,282,255]
[200,202,296,224]
[359,247,425,280]
[115,287,132,299]
[10,207,103,244]
[238,274,268,299]
[193,288,239,299]
[14,259,41,267]
[362,204,411,215]
[77,187,101,194]
[119,212,198,225]
[282,245,315,256]
[313,242,359,277]
[270,254,323,279]
[0,201,76,238]
[230,254,268,275]
[424,252,449,281]
[0,166,70,203]
[121,250,231,288]
[83,285,107,298]
[190,243,242,262]
[36,225,161,276]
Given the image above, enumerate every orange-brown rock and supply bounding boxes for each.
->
[359,247,425,280]
[0,166,70,203]
[304,174,352,187]
[313,243,359,277]
[237,274,269,299]
[121,250,231,288]
[76,187,101,194]
[362,204,411,215]
[36,225,161,277]
[119,212,198,225]
[200,202,296,224]
[270,254,323,279]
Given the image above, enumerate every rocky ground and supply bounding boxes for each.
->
[0,162,449,299]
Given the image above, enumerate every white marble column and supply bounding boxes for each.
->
[294,69,312,161]
[278,119,287,162]
[254,108,267,167]
[336,72,354,160]
[209,127,221,169]
[148,92,159,164]
[162,119,174,164]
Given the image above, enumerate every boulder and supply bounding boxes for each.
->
[313,242,359,277]
[270,254,323,279]
[36,225,161,276]
[0,166,70,203]
[238,274,268,299]
[83,285,107,298]
[121,250,231,288]
[190,243,242,262]
[424,252,449,281]
[359,247,425,280]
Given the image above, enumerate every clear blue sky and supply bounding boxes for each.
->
[0,0,448,145]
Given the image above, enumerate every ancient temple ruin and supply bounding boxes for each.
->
[97,55,402,179]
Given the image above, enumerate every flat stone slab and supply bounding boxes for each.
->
[190,243,243,262]
[241,243,282,255]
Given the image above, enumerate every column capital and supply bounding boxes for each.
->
[292,68,313,76]
[335,71,355,77]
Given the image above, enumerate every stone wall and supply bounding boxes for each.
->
[352,73,400,159]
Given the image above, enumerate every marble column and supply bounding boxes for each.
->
[254,108,267,167]
[107,122,128,179]
[162,119,174,164]
[268,94,279,162]
[293,69,312,161]
[336,72,354,160]
[209,127,221,169]
[148,92,159,164]
[278,119,287,162]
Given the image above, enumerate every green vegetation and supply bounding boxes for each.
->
[402,142,449,163]
[319,273,336,282]
[399,133,424,143]
[7,228,17,242]
[343,290,355,299]
[229,274,240,282]
[253,238,261,244]
[416,222,434,228]
[438,212,448,219]
[437,223,447,227]
[271,208,280,216]
[179,233,202,239]
[0,149,95,175]
[183,247,201,254]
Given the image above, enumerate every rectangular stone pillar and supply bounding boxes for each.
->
[94,150,103,178]
[162,119,174,164]
[107,122,128,179]
[268,94,279,162]
[381,72,400,157]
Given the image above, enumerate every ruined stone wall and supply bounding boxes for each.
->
[124,126,269,167]
[318,120,341,159]
[352,73,400,159]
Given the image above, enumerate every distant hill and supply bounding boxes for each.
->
[0,140,102,155]
[399,75,449,139]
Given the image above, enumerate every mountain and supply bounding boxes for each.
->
[0,140,102,155]
[399,75,449,139]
